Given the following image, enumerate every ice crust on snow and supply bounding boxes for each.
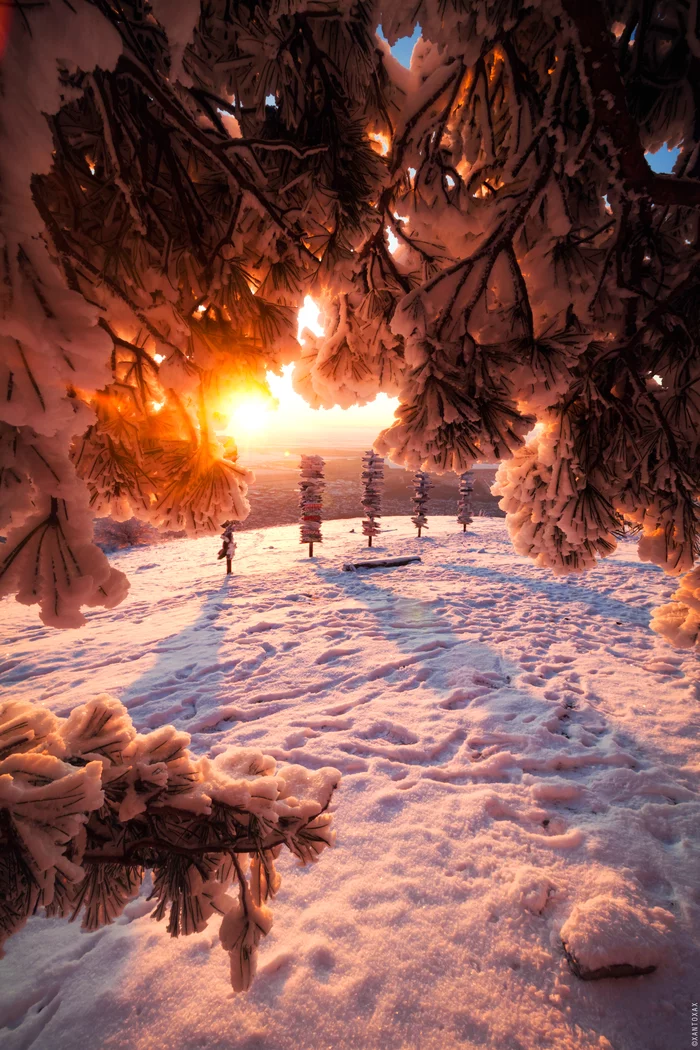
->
[0,517,698,1050]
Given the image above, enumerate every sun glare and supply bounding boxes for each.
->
[369,131,390,155]
[227,397,272,436]
[297,295,324,344]
[217,297,399,448]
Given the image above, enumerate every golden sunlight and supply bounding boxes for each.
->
[217,296,400,450]
[262,364,400,448]
[228,396,272,436]
[297,294,325,344]
[368,131,390,156]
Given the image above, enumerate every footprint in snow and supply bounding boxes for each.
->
[360,720,419,745]
[314,646,362,665]
[439,686,493,709]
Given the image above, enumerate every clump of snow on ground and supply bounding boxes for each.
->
[0,517,698,1050]
[560,892,672,974]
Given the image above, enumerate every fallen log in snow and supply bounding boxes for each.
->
[342,556,422,572]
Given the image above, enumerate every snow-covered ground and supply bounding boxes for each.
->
[1,517,698,1050]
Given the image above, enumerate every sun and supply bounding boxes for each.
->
[226,395,272,436]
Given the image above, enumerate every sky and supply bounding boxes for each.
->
[231,28,679,453]
[646,144,679,173]
[377,23,421,66]
[226,297,400,453]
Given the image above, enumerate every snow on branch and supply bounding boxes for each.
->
[0,696,340,992]
[0,495,129,628]
[651,567,700,648]
[561,0,700,208]
[0,0,386,625]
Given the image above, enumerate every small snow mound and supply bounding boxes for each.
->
[511,867,556,915]
[560,895,672,979]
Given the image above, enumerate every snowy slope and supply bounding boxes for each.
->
[1,517,698,1050]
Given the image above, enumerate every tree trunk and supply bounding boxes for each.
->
[226,556,232,574]
[463,523,466,532]
[418,527,422,538]
[309,542,313,558]
[368,535,372,547]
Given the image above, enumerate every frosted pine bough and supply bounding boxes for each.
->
[0,696,339,993]
[0,1,700,642]
[361,450,385,546]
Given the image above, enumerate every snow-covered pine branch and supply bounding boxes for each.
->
[0,696,339,993]
[651,567,700,649]
[299,455,325,557]
[0,0,388,626]
[411,471,431,538]
[361,451,385,547]
[457,471,474,532]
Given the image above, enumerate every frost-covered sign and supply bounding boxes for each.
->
[361,450,384,547]
[299,455,325,557]
[457,472,474,532]
[411,471,431,538]
[218,520,237,573]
